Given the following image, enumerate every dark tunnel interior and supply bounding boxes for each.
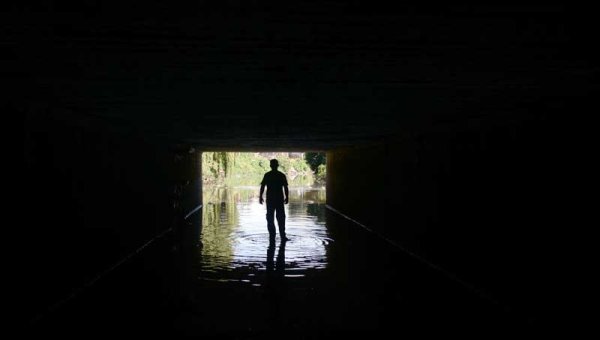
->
[15,3,594,337]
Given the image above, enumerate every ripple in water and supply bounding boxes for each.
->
[200,186,329,284]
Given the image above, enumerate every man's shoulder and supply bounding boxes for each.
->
[264,170,286,181]
[264,171,277,179]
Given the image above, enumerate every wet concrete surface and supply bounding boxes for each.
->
[31,187,528,337]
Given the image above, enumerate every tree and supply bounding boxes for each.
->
[304,152,326,172]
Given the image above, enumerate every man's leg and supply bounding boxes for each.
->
[275,202,286,239]
[266,202,276,237]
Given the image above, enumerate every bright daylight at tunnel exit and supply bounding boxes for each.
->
[199,152,329,281]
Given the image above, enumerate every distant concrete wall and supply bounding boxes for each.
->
[327,114,562,317]
[23,113,202,321]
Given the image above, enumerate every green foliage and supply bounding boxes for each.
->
[304,152,326,172]
[305,152,326,184]
[202,152,235,184]
[315,164,327,184]
[202,152,321,186]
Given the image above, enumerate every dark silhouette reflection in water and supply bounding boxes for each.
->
[197,186,330,333]
[266,239,287,279]
[264,239,287,329]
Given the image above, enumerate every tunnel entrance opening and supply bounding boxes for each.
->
[199,151,329,276]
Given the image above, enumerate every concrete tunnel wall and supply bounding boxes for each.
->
[23,113,203,321]
[326,113,564,319]
[22,110,570,324]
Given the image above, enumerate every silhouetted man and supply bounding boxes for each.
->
[260,159,289,241]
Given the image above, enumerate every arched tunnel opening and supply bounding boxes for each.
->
[18,3,592,336]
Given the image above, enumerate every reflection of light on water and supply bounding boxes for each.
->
[200,186,329,283]
[232,212,331,269]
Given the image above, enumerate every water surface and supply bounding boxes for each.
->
[200,185,329,284]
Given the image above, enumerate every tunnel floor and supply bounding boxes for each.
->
[32,188,527,337]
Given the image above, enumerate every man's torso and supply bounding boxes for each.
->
[262,171,287,202]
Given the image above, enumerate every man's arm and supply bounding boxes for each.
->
[259,183,265,204]
[284,184,289,204]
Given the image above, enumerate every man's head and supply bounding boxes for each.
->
[270,159,279,170]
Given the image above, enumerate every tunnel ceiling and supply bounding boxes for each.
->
[13,4,595,150]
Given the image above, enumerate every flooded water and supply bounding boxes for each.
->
[200,186,329,284]
[35,185,520,336]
